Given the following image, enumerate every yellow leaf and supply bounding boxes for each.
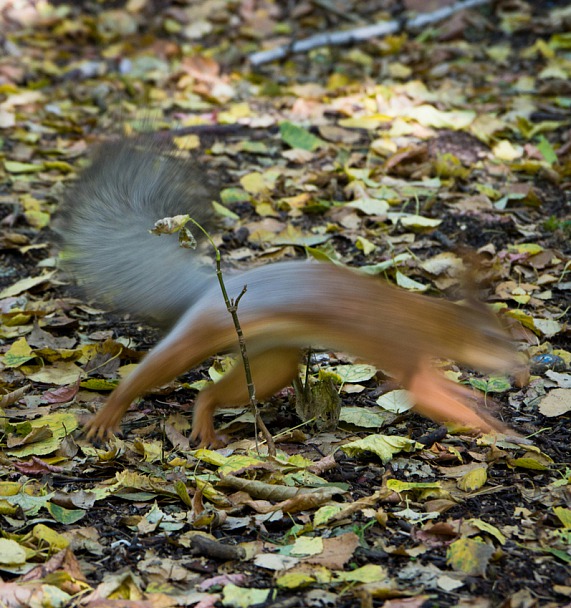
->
[458,467,488,492]
[335,563,388,583]
[0,482,22,497]
[356,236,376,255]
[387,479,441,493]
[20,194,51,228]
[407,105,476,129]
[387,213,442,229]
[2,337,35,368]
[277,572,317,589]
[218,454,266,476]
[221,102,251,120]
[314,504,344,527]
[342,434,419,464]
[508,452,553,470]
[338,115,392,129]
[32,524,69,550]
[327,72,351,89]
[80,378,119,390]
[0,271,56,298]
[291,536,323,557]
[0,539,27,565]
[222,583,271,606]
[467,519,506,544]
[254,201,278,217]
[447,537,494,576]
[133,438,163,463]
[4,160,44,174]
[191,448,229,466]
[4,413,79,457]
[26,362,82,385]
[240,172,269,195]
[173,134,199,150]
[493,140,523,161]
[510,243,544,255]
[554,507,571,529]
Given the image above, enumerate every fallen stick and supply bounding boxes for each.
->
[249,0,491,66]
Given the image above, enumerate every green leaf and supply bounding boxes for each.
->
[469,376,512,393]
[536,135,558,165]
[213,200,240,220]
[47,502,86,524]
[544,548,571,563]
[280,121,325,151]
[220,187,251,204]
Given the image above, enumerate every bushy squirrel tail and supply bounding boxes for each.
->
[58,136,217,326]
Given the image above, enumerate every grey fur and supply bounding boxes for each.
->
[58,136,216,326]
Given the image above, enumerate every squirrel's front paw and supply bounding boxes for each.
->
[190,426,228,449]
[84,408,122,441]
[191,396,229,448]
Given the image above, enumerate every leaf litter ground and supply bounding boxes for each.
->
[0,1,570,607]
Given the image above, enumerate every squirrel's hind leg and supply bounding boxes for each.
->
[405,359,510,434]
[191,347,300,447]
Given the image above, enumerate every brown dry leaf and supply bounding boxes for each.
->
[305,533,360,569]
[278,489,344,514]
[0,583,70,607]
[538,388,571,417]
[21,548,87,589]
[414,522,458,548]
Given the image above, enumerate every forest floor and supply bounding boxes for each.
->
[0,1,570,607]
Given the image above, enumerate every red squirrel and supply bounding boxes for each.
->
[59,135,526,447]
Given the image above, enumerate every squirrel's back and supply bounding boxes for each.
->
[58,137,216,326]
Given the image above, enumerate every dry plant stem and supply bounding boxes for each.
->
[188,219,276,456]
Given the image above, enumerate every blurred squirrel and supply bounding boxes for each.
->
[59,135,526,447]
